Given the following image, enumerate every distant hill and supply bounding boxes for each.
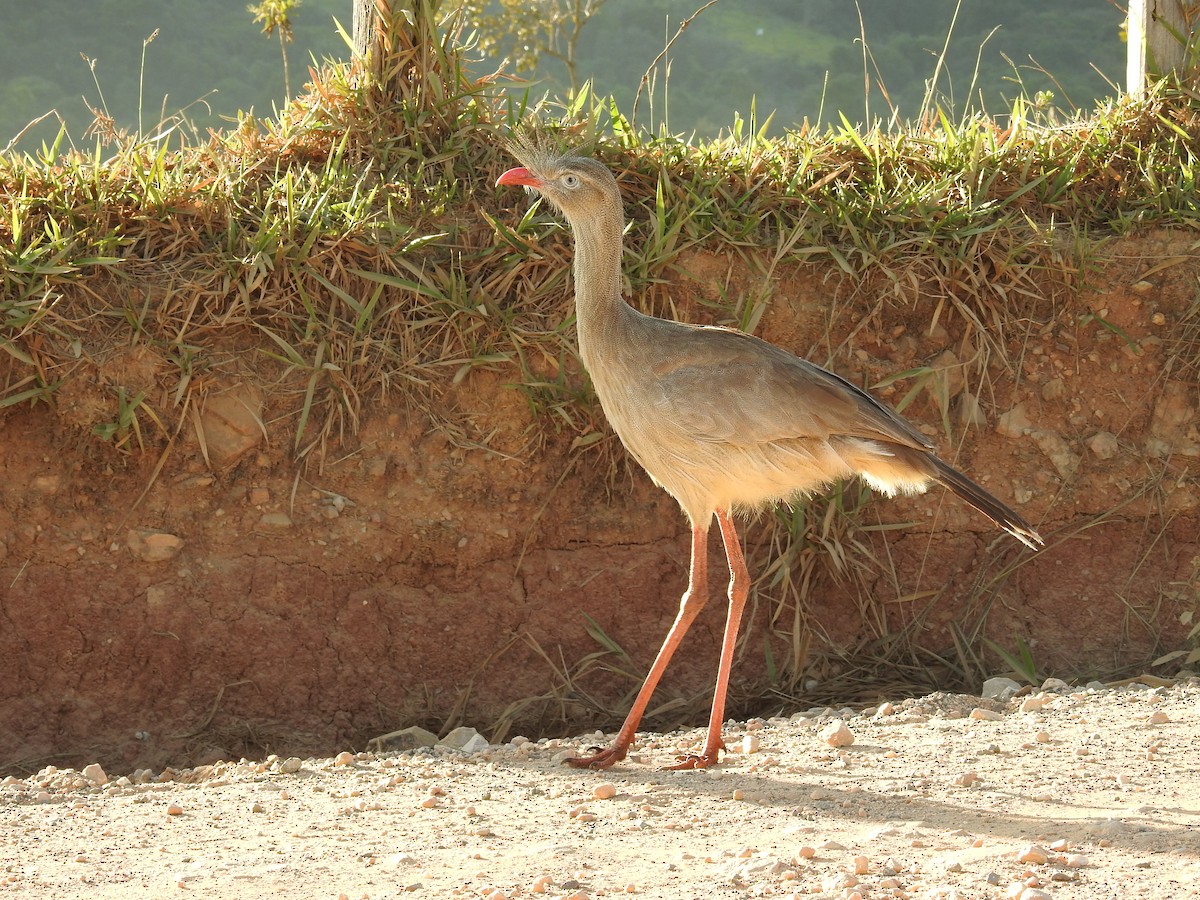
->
[0,0,1125,151]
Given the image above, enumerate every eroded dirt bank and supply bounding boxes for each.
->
[1,232,1198,774]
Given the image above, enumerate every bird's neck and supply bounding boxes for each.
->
[569,208,631,366]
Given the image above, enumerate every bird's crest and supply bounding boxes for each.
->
[504,125,596,174]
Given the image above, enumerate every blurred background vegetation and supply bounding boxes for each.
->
[1,0,1126,151]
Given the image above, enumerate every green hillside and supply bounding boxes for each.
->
[1,0,1126,151]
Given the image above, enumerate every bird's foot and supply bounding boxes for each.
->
[664,739,726,770]
[563,743,628,770]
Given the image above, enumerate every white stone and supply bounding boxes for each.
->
[970,708,1004,721]
[441,726,490,753]
[82,763,107,786]
[819,720,854,748]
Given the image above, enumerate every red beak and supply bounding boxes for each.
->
[496,166,541,189]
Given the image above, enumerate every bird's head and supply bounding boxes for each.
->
[495,146,621,226]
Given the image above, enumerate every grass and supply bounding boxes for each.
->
[3,1,1200,739]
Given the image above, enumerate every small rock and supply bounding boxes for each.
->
[81,763,107,786]
[820,873,857,892]
[1040,677,1071,692]
[981,676,1022,701]
[257,512,293,529]
[1065,853,1090,867]
[1021,694,1054,713]
[592,783,617,801]
[1017,844,1049,865]
[741,734,761,754]
[996,403,1031,438]
[197,386,265,467]
[166,803,184,816]
[1085,430,1119,459]
[333,751,355,766]
[127,529,184,562]
[1147,710,1170,725]
[819,720,855,748]
[957,391,987,427]
[1040,377,1067,401]
[440,726,490,753]
[1032,429,1081,479]
[852,855,869,875]
[278,757,303,774]
[954,771,979,787]
[970,708,1004,722]
[369,726,439,753]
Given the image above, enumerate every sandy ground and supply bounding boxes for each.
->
[2,680,1198,900]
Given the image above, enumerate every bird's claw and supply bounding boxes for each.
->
[664,751,721,770]
[664,739,726,770]
[563,744,628,770]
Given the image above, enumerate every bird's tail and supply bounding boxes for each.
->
[929,456,1044,550]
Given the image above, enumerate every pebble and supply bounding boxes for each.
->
[1017,844,1049,864]
[852,855,868,875]
[1147,710,1170,725]
[592,783,617,800]
[981,676,1022,701]
[742,734,761,754]
[970,708,1004,721]
[441,726,490,753]
[821,873,857,891]
[333,751,355,766]
[1021,694,1054,713]
[166,803,183,816]
[278,757,303,774]
[81,763,108,786]
[819,720,855,748]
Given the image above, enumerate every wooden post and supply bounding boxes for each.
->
[352,0,389,84]
[1127,0,1192,96]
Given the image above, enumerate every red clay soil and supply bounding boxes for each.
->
[2,232,1197,775]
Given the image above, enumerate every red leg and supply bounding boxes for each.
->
[667,509,749,770]
[566,522,710,769]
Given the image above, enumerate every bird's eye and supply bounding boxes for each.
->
[562,173,581,189]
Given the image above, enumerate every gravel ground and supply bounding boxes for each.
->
[3,679,1198,900]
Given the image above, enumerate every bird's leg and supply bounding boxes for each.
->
[667,509,749,770]
[565,522,710,770]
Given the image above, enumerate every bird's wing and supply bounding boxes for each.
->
[639,321,936,452]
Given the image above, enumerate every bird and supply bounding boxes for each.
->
[496,143,1043,770]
